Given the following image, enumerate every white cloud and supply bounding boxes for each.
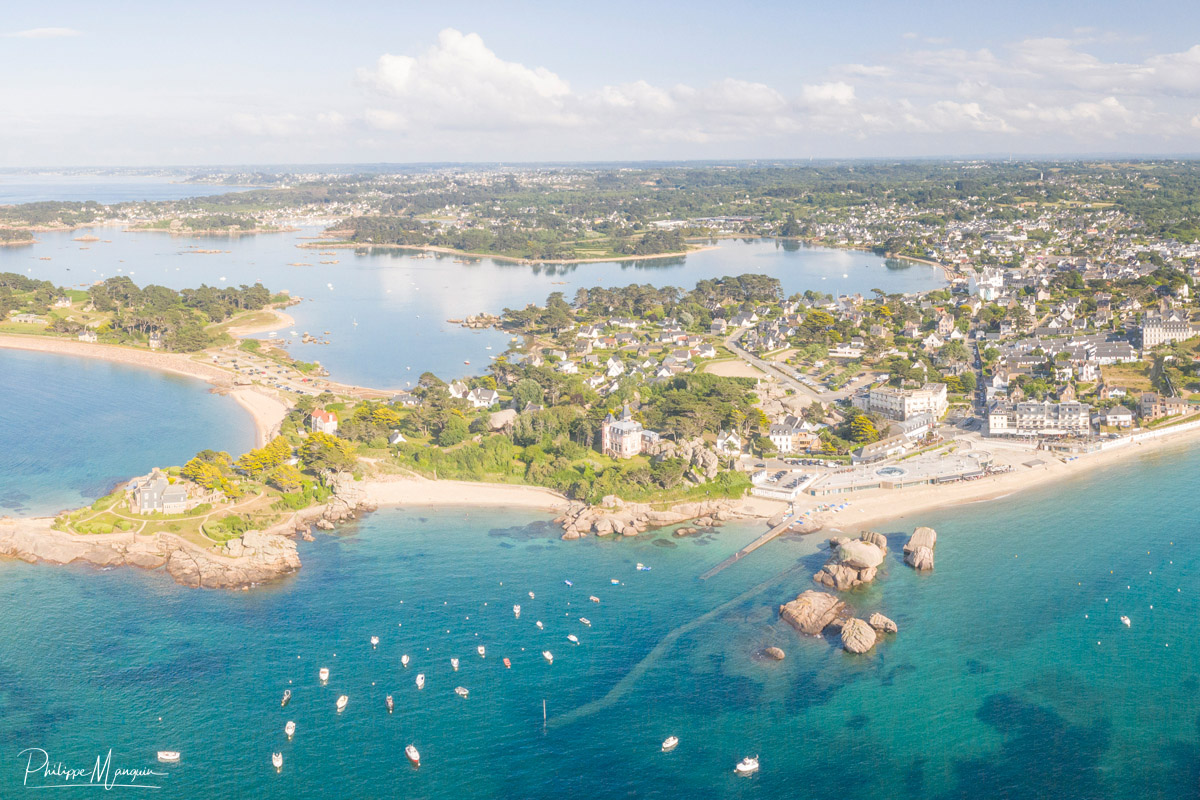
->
[5,27,81,38]
[801,81,856,106]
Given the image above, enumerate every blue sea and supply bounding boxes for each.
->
[1,447,1198,798]
[0,173,255,204]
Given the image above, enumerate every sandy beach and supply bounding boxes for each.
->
[221,307,296,338]
[359,474,571,512]
[0,334,287,447]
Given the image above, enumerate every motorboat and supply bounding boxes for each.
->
[1121,615,1131,627]
[536,621,544,630]
[157,751,180,763]
[662,736,679,752]
[280,689,292,707]
[336,695,348,712]
[513,605,521,618]
[543,650,554,664]
[319,667,329,682]
[416,673,425,690]
[370,636,379,647]
[567,634,579,645]
[637,563,651,571]
[610,579,620,585]
[272,752,283,771]
[589,596,600,604]
[405,744,420,767]
[451,658,459,671]
[477,645,486,657]
[579,617,591,627]
[563,580,573,587]
[528,591,535,599]
[455,686,469,698]
[285,721,295,739]
[734,756,759,775]
[401,654,410,668]
[503,658,511,669]
[386,695,394,712]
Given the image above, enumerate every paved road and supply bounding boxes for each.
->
[723,329,881,403]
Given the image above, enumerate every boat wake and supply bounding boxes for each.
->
[548,564,805,728]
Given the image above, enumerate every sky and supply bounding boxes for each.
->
[3,0,1200,166]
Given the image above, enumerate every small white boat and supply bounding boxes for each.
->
[280,689,291,707]
[735,755,759,775]
[157,751,180,763]
[564,580,573,587]
[567,634,579,644]
[401,654,410,668]
[319,667,329,682]
[1121,615,1131,627]
[579,617,591,627]
[513,604,521,618]
[662,736,679,752]
[637,563,651,571]
[477,645,486,657]
[272,752,283,771]
[336,695,348,712]
[455,686,469,698]
[543,650,554,664]
[405,744,420,767]
[370,636,379,647]
[528,591,535,599]
[416,673,425,690]
[589,596,600,604]
[536,621,544,630]
[610,579,619,585]
[285,721,295,739]
[451,658,459,671]
[386,695,394,713]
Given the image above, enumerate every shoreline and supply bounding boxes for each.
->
[297,239,717,265]
[0,334,287,447]
[219,307,296,338]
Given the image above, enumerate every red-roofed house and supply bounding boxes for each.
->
[310,408,338,435]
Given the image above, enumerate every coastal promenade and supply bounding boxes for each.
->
[699,514,798,579]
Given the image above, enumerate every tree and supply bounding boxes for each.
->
[850,415,879,443]
[301,432,356,474]
[269,463,304,493]
[960,370,977,392]
[437,415,470,446]
[512,378,544,408]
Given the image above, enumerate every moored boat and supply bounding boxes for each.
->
[401,654,410,668]
[405,744,420,767]
[734,755,759,775]
[477,645,486,657]
[386,695,394,712]
[285,721,295,739]
[543,650,554,664]
[272,752,283,771]
[528,591,535,599]
[513,605,521,618]
[451,658,459,671]
[455,686,469,698]
[567,634,579,644]
[579,617,591,626]
[610,579,619,585]
[336,695,348,712]
[280,689,291,707]
[370,635,379,647]
[319,667,329,682]
[662,736,679,752]
[1121,615,1131,627]
[536,620,544,629]
[503,658,511,669]
[589,596,600,604]
[564,580,573,587]
[416,673,425,690]
[157,751,180,763]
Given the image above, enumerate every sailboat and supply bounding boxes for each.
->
[451,658,459,671]
[477,645,486,658]
[416,674,425,690]
[280,689,291,707]
[386,695,394,712]
[513,605,521,618]
[401,654,410,668]
[336,695,348,712]
[370,635,379,647]
[285,721,295,739]
[542,651,554,664]
[272,752,283,771]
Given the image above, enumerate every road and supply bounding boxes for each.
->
[723,329,882,403]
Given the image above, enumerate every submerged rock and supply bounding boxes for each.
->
[779,590,847,636]
[868,612,898,634]
[840,618,878,654]
[763,646,786,661]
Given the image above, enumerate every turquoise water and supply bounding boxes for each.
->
[2,439,1200,798]
[0,229,944,388]
[0,349,254,516]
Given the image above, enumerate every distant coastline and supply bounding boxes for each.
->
[297,239,716,265]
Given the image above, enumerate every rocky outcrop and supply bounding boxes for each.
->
[904,526,937,571]
[779,590,847,635]
[813,536,885,591]
[763,646,786,661]
[0,516,301,590]
[868,612,898,634]
[859,531,888,553]
[840,618,878,654]
[643,437,722,483]
[556,497,739,540]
